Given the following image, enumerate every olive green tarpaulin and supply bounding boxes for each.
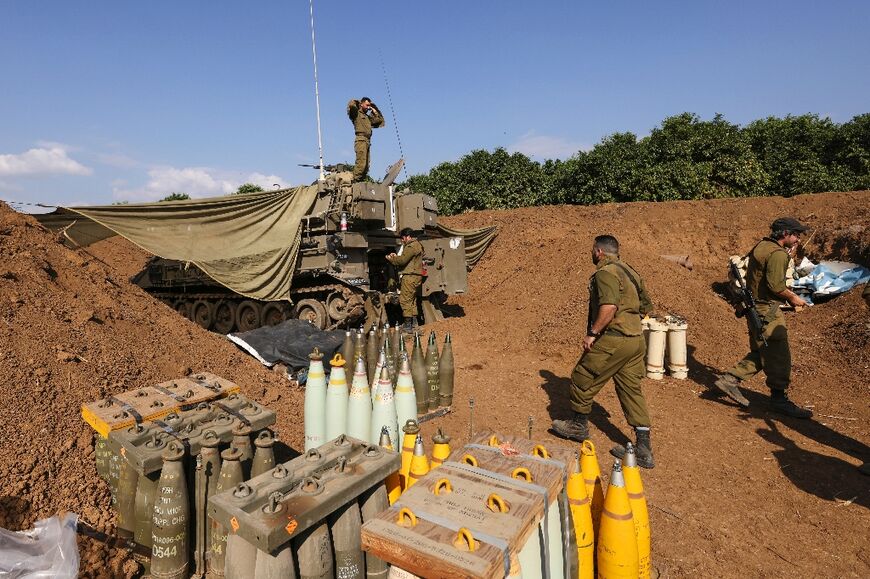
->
[35,186,320,302]
[435,223,498,270]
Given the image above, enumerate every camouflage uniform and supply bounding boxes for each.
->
[347,99,385,182]
[388,239,424,318]
[571,256,654,427]
[726,238,792,390]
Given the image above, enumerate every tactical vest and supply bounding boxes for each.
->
[745,238,788,304]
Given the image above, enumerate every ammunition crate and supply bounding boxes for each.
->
[82,372,240,437]
[361,461,548,578]
[107,394,275,476]
[208,435,400,552]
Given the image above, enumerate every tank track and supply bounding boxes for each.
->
[151,282,367,333]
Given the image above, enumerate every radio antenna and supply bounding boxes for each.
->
[308,0,326,182]
[378,48,408,182]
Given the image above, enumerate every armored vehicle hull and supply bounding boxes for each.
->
[132,171,468,333]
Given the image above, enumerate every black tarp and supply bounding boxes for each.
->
[227,319,345,370]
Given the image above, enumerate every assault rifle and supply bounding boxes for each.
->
[729,261,768,347]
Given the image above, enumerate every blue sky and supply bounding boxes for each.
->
[1,1,868,208]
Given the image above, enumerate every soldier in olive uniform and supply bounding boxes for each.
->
[347,97,385,182]
[386,228,424,334]
[552,235,657,469]
[713,217,812,418]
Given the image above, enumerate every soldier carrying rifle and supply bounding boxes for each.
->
[713,217,812,418]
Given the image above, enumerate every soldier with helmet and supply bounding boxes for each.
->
[713,217,813,418]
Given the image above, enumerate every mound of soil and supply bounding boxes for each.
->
[0,204,305,578]
[433,190,870,578]
[1,190,868,577]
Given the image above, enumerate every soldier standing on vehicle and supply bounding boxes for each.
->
[713,217,812,418]
[347,97,385,182]
[551,235,657,469]
[386,228,423,334]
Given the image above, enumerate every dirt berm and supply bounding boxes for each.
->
[0,190,868,577]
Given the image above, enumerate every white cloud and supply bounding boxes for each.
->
[0,146,92,176]
[113,166,290,202]
[245,172,288,190]
[508,131,590,160]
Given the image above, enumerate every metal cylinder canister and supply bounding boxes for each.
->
[151,442,190,579]
[666,316,689,379]
[645,319,667,380]
[438,333,454,407]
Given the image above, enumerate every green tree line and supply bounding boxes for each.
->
[400,113,870,215]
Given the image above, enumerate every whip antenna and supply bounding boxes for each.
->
[308,0,325,181]
[378,48,408,182]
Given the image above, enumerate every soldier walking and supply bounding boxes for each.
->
[713,217,812,418]
[347,97,385,182]
[552,235,657,469]
[386,228,424,334]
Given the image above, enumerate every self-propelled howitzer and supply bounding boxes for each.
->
[131,166,469,333]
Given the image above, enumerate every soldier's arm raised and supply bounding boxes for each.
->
[347,99,360,121]
[369,105,385,128]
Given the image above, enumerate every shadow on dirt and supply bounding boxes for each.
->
[76,520,150,557]
[686,344,722,391]
[756,417,868,510]
[539,369,631,447]
[0,496,31,528]
[696,364,870,509]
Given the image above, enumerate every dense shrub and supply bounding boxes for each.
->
[398,113,870,215]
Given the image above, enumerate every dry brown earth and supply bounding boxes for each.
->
[1,190,868,577]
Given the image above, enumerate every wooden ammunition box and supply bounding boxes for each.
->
[361,461,549,578]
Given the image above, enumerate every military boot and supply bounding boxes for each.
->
[713,373,750,407]
[610,428,655,469]
[551,412,590,443]
[769,390,812,419]
[402,317,416,335]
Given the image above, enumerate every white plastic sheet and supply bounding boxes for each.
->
[0,513,79,578]
[792,260,870,304]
